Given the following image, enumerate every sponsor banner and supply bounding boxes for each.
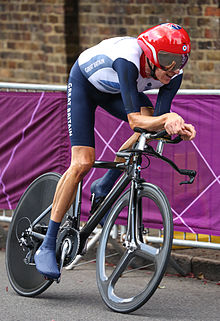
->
[0,91,219,235]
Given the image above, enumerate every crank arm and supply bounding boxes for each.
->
[59,240,71,274]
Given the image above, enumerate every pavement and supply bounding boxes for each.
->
[1,249,220,321]
[1,222,220,282]
[169,247,220,282]
[79,240,220,282]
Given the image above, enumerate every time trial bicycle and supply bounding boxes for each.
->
[5,128,196,313]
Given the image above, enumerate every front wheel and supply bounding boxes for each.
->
[96,182,173,313]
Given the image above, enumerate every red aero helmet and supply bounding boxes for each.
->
[137,23,191,70]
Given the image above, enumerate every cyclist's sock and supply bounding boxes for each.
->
[34,220,61,279]
[42,220,60,249]
[91,169,122,226]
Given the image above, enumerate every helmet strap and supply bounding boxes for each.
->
[147,58,158,80]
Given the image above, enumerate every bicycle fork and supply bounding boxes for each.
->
[124,155,142,251]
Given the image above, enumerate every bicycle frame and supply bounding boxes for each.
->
[78,156,142,253]
[28,130,196,255]
[28,160,137,254]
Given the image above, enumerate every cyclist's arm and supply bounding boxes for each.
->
[113,58,153,113]
[153,73,195,140]
[113,58,184,133]
[153,73,183,116]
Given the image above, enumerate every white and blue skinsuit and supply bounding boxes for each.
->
[67,36,183,147]
[34,34,185,279]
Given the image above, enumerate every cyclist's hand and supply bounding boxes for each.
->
[164,113,185,135]
[179,123,196,141]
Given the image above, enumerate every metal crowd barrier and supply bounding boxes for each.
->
[0,81,220,94]
[0,210,14,223]
[0,82,220,251]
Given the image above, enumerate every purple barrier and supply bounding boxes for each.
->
[0,91,219,236]
[0,92,70,209]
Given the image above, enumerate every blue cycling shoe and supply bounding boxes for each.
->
[34,243,60,280]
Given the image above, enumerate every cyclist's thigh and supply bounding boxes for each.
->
[100,94,128,121]
[99,92,154,121]
[67,75,97,148]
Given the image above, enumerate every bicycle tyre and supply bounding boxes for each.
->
[6,172,62,297]
[96,182,173,313]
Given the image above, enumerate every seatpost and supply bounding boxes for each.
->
[73,180,82,229]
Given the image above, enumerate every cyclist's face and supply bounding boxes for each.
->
[145,59,180,84]
[155,62,180,84]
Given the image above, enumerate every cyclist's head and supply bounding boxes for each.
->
[137,23,191,71]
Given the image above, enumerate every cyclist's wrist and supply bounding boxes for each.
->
[160,113,169,128]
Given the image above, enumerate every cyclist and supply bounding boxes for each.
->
[34,23,196,279]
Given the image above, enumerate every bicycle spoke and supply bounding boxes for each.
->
[136,243,166,273]
[136,242,159,261]
[107,249,134,287]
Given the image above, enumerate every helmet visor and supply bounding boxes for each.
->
[158,51,189,70]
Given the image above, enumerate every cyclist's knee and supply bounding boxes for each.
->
[69,160,93,182]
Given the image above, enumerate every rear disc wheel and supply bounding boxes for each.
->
[5,172,69,296]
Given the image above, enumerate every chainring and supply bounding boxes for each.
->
[56,227,80,267]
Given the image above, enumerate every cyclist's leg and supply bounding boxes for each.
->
[91,93,154,224]
[35,147,95,279]
[35,61,96,279]
[51,147,95,223]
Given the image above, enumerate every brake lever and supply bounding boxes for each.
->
[179,169,197,185]
[143,148,197,185]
